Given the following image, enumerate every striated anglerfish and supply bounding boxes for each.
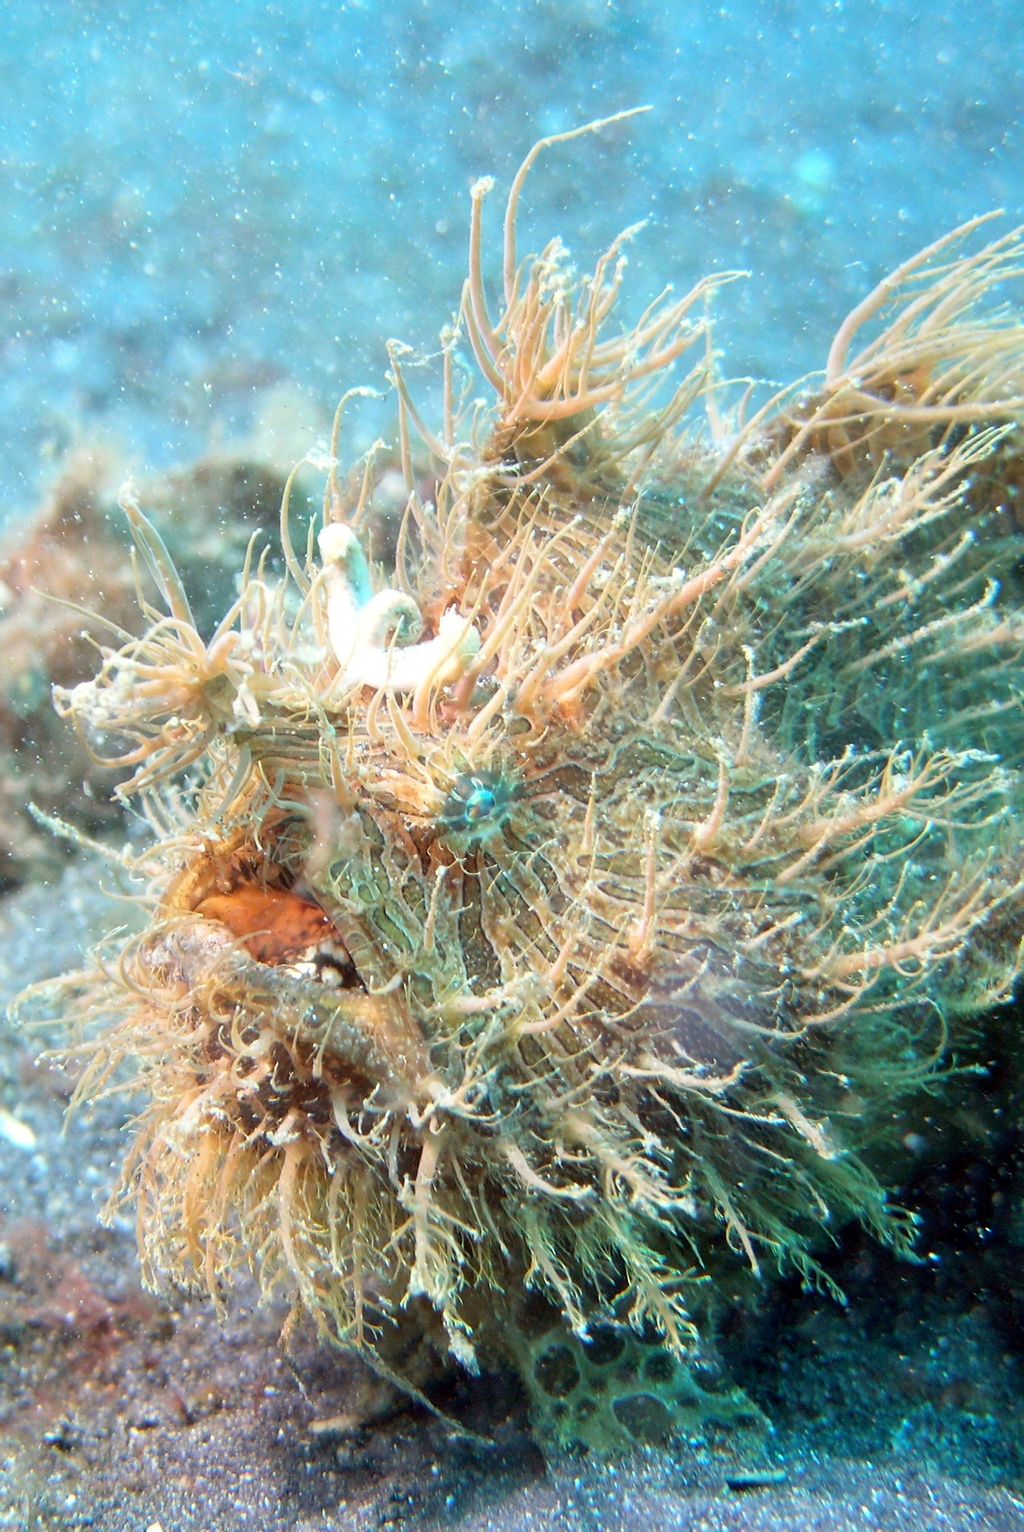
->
[38,114,1024,1450]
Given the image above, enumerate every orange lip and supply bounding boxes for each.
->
[195,885,337,965]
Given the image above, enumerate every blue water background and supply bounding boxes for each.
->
[2,0,1022,529]
[2,6,1024,1518]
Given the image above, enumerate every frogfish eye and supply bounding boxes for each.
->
[463,783,496,822]
[439,770,515,838]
